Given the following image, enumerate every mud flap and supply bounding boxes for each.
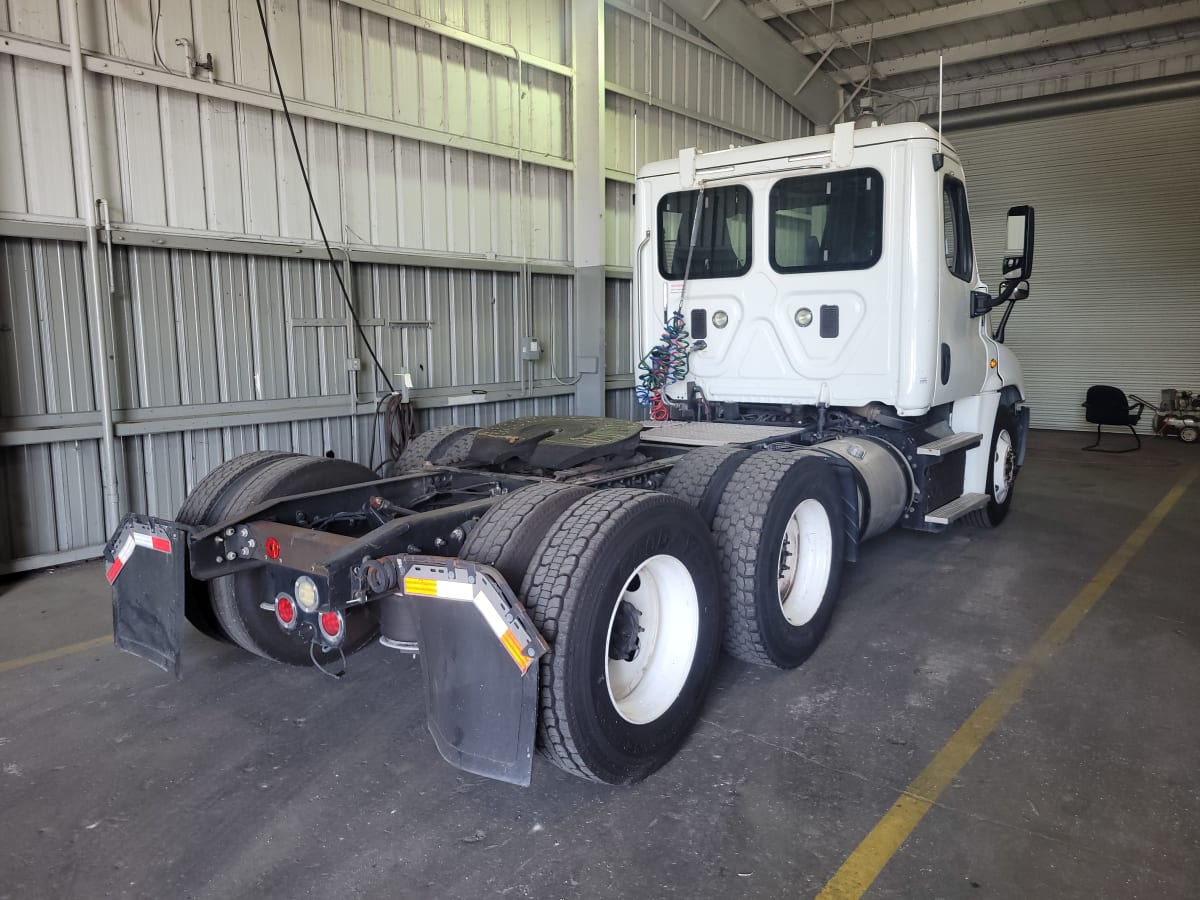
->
[106,514,188,678]
[400,560,548,786]
[415,603,540,786]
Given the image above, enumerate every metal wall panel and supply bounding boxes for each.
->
[603,0,809,169]
[948,96,1200,432]
[604,92,768,179]
[2,2,573,259]
[0,0,808,572]
[605,387,638,421]
[604,277,634,377]
[604,275,640,420]
[605,180,635,269]
[0,237,574,571]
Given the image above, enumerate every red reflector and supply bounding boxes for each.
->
[320,612,342,637]
[265,537,280,560]
[150,535,171,553]
[105,558,124,584]
[277,596,296,625]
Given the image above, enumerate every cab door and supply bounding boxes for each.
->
[932,167,987,404]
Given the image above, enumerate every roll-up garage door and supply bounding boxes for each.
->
[946,95,1200,431]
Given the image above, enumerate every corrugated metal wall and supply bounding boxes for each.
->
[0,0,810,572]
[948,95,1200,432]
[0,236,574,566]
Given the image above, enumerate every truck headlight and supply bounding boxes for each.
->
[294,576,319,612]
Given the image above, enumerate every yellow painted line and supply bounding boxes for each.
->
[817,468,1197,900]
[0,635,112,674]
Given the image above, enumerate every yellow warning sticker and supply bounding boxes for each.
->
[500,629,531,673]
[403,577,439,596]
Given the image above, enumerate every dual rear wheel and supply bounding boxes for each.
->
[461,449,848,784]
[663,449,846,669]
[462,484,721,784]
[177,453,380,666]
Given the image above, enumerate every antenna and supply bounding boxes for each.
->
[932,54,946,171]
[937,54,944,154]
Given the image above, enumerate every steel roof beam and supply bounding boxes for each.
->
[834,0,1200,83]
[661,0,842,124]
[892,38,1200,106]
[748,0,836,16]
[785,0,1061,54]
[928,71,1200,128]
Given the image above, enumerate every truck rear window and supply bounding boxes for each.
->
[770,169,883,273]
[657,186,752,280]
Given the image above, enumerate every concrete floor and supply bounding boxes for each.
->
[1,430,1198,900]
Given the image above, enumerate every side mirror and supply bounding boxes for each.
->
[1002,205,1035,281]
[1000,279,1030,301]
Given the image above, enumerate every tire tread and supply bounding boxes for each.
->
[659,445,753,524]
[393,426,479,472]
[458,482,592,587]
[521,489,692,781]
[711,452,845,667]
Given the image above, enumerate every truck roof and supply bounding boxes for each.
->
[636,121,960,181]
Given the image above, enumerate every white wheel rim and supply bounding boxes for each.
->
[605,555,700,725]
[993,428,1015,503]
[777,499,833,627]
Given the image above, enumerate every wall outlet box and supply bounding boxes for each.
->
[346,357,362,371]
[520,337,542,361]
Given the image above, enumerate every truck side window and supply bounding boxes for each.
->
[943,177,974,282]
[657,186,752,280]
[769,168,883,273]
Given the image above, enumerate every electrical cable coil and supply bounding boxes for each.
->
[637,311,690,421]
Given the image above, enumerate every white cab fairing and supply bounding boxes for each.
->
[634,122,1003,418]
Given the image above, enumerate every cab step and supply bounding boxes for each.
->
[916,432,982,457]
[924,492,989,525]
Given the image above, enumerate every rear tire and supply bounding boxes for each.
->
[458,482,593,587]
[209,456,381,665]
[659,445,754,525]
[176,450,296,642]
[391,425,479,472]
[520,489,722,784]
[967,406,1019,528]
[712,453,845,669]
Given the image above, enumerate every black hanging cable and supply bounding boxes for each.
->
[253,0,393,394]
[367,392,390,473]
[368,392,417,473]
[385,393,416,460]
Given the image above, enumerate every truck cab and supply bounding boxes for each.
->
[634,121,1034,521]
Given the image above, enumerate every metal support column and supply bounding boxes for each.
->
[63,0,121,535]
[571,0,607,416]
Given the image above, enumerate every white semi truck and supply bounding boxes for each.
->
[106,121,1034,786]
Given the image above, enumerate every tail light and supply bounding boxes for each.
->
[319,611,344,645]
[275,593,298,630]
